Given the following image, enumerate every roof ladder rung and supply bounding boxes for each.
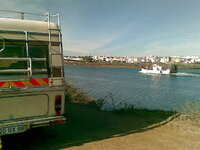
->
[51,53,62,55]
[49,28,61,31]
[49,41,62,43]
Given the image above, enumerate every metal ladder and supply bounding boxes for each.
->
[45,13,65,86]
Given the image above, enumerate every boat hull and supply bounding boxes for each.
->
[140,68,170,74]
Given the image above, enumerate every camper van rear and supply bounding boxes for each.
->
[0,12,66,143]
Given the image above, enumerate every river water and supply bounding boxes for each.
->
[64,65,200,111]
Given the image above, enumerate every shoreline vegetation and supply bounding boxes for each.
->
[65,83,169,110]
[65,83,200,126]
[64,61,200,69]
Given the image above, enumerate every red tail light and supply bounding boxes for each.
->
[55,95,62,115]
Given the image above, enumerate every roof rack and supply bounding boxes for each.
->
[0,9,61,28]
[0,10,64,90]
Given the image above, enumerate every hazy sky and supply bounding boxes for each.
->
[0,0,199,56]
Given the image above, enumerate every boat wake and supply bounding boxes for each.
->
[172,72,200,77]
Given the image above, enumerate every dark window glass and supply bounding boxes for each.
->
[0,43,49,80]
[29,46,48,70]
[0,45,27,70]
[53,67,61,77]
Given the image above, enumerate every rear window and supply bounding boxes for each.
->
[0,45,27,70]
[0,41,49,80]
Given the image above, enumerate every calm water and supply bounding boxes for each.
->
[64,65,200,111]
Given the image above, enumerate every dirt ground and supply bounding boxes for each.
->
[63,117,200,150]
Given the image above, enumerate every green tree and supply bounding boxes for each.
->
[83,56,93,62]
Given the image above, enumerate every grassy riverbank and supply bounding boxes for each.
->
[65,61,200,69]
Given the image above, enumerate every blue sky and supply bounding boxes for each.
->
[1,0,199,56]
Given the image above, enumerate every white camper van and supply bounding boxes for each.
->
[0,10,66,147]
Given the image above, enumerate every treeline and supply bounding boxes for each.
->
[64,61,200,69]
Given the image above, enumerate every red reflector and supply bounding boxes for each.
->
[49,119,65,125]
[56,112,61,116]
[55,95,62,115]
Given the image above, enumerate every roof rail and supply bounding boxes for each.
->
[0,9,45,19]
[0,10,60,27]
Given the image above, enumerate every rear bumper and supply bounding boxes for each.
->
[0,115,66,136]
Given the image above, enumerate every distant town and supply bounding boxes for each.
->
[64,55,200,64]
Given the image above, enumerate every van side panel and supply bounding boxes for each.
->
[0,94,48,120]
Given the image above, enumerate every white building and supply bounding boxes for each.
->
[160,57,170,63]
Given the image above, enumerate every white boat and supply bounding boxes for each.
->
[140,64,171,74]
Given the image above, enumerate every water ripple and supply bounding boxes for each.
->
[65,66,200,111]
